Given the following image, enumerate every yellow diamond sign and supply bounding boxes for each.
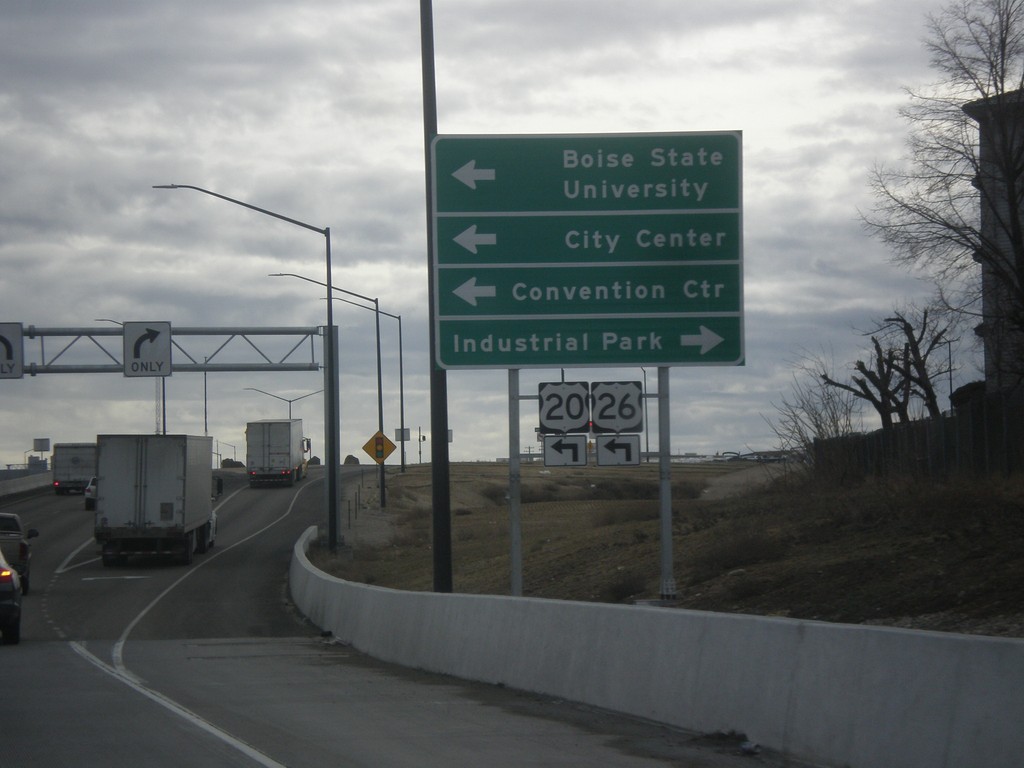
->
[363,430,397,465]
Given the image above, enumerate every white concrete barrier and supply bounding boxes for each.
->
[290,526,1024,768]
[0,472,52,499]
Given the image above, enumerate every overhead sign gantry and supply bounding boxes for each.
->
[1,324,321,376]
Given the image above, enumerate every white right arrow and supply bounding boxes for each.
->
[453,225,497,254]
[453,277,497,306]
[679,326,725,354]
[452,160,496,189]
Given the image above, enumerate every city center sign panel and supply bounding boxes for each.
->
[430,132,743,369]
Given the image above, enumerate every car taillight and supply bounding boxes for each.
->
[0,569,13,583]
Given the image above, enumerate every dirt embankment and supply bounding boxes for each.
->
[315,461,1024,638]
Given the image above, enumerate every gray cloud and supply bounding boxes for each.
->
[2,0,967,467]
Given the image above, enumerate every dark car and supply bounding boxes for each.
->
[0,551,22,645]
[0,513,37,595]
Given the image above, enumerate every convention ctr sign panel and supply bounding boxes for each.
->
[430,131,743,369]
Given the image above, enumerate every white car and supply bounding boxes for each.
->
[84,477,97,511]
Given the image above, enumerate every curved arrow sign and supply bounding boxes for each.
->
[0,323,24,379]
[133,327,161,358]
[123,321,172,378]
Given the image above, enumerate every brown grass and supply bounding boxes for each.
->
[307,461,1024,637]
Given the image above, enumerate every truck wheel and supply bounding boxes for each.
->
[195,524,209,554]
[2,619,20,645]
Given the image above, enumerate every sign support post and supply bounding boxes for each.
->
[431,131,742,600]
[508,369,523,596]
[658,367,676,600]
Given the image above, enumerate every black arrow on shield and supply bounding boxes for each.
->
[604,438,634,463]
[0,335,12,361]
[133,328,161,358]
[551,438,580,463]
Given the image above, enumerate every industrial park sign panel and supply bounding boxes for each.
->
[430,132,743,369]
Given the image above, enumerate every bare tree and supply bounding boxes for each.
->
[820,337,904,430]
[767,351,861,457]
[817,304,959,428]
[880,307,956,418]
[865,0,1024,384]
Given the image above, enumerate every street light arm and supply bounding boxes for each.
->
[153,185,327,236]
[154,182,341,548]
[245,386,324,404]
[269,272,399,321]
[244,387,287,403]
[269,272,377,306]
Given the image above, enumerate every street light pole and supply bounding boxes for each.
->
[641,367,650,462]
[153,184,343,550]
[96,317,167,434]
[271,271,405,482]
[395,313,406,471]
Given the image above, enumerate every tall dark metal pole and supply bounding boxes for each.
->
[373,297,386,506]
[396,314,406,472]
[152,184,342,551]
[268,272,391,499]
[323,228,341,551]
[420,0,452,592]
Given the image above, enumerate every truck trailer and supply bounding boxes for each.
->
[246,419,308,487]
[93,434,216,566]
[51,442,97,495]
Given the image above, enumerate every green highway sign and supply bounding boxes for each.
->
[438,264,741,316]
[436,211,740,265]
[441,316,742,368]
[431,132,743,369]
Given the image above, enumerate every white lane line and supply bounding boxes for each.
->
[62,481,319,768]
[69,642,288,768]
[111,481,316,670]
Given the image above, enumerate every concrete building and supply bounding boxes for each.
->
[963,90,1024,392]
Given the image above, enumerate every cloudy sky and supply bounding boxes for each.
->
[1,0,977,469]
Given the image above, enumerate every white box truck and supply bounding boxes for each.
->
[246,419,308,487]
[51,442,97,495]
[93,434,216,566]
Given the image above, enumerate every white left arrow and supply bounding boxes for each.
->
[679,326,725,354]
[454,225,497,254]
[452,160,496,189]
[453,277,497,306]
